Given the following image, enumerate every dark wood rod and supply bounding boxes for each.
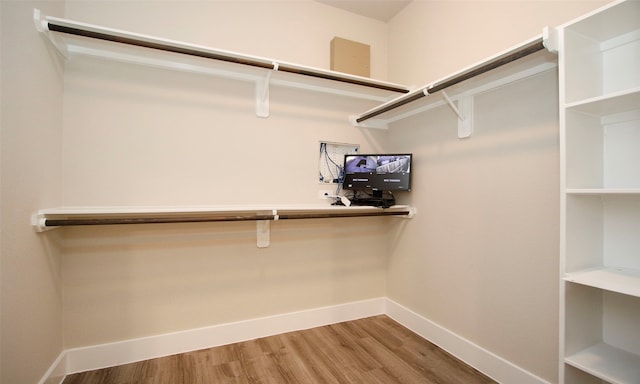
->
[47,23,409,94]
[355,37,546,123]
[277,210,411,220]
[426,38,545,94]
[44,214,277,227]
[355,90,426,123]
[43,210,411,227]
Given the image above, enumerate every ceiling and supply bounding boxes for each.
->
[315,0,412,22]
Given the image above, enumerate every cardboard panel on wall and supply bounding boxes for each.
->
[330,37,370,77]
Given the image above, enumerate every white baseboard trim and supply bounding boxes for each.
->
[42,297,550,384]
[384,299,552,384]
[64,297,386,375]
[38,351,66,384]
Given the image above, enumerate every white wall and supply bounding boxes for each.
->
[0,1,65,383]
[1,1,617,382]
[388,0,610,86]
[387,69,561,382]
[61,0,395,349]
[65,0,390,81]
[386,1,609,383]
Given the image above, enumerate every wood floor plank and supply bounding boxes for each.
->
[63,315,497,384]
[300,327,369,383]
[282,331,342,383]
[322,322,383,372]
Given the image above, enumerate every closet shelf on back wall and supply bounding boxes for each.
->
[31,205,416,248]
[33,9,410,118]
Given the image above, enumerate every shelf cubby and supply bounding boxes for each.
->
[565,194,640,274]
[564,284,640,384]
[564,98,640,190]
[563,0,639,104]
[564,267,640,298]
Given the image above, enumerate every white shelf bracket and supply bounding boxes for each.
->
[442,91,473,139]
[31,212,57,233]
[256,220,270,248]
[397,206,417,218]
[255,73,271,118]
[348,115,389,129]
[34,9,69,59]
[542,26,559,54]
[256,210,277,248]
[457,95,473,139]
[33,8,46,32]
[255,61,280,118]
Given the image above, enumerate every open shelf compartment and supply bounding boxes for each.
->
[563,0,640,104]
[564,100,640,191]
[565,342,640,384]
[564,284,640,384]
[564,267,640,298]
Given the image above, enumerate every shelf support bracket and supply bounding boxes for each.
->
[348,115,388,129]
[255,73,271,118]
[34,9,69,59]
[255,62,279,118]
[542,26,559,54]
[31,212,57,232]
[441,91,473,139]
[256,210,277,248]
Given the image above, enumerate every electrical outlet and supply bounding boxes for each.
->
[319,190,334,199]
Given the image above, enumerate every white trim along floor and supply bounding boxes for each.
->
[40,297,551,384]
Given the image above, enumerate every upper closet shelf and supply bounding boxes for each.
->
[33,9,409,118]
[351,30,559,135]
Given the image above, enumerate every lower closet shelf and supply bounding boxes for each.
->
[565,342,640,384]
[32,205,415,247]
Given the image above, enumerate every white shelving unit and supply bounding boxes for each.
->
[559,1,640,383]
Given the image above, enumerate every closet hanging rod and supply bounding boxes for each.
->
[277,210,411,220]
[42,214,278,227]
[40,15,410,94]
[354,36,547,123]
[39,209,412,228]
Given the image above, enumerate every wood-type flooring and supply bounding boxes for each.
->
[63,315,497,384]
